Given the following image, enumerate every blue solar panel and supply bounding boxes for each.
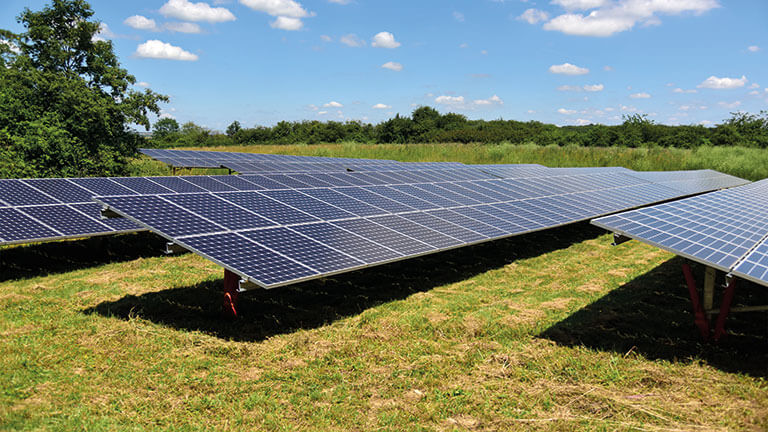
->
[389,184,462,208]
[219,192,319,225]
[335,187,416,213]
[181,176,237,192]
[426,209,506,238]
[71,178,136,196]
[290,222,402,264]
[113,177,174,195]
[240,227,364,273]
[400,212,486,243]
[96,195,225,237]
[24,178,93,202]
[20,205,110,236]
[147,176,207,193]
[364,186,440,210]
[163,193,276,230]
[259,190,356,220]
[333,218,434,256]
[0,179,59,206]
[300,188,388,217]
[181,232,318,286]
[0,207,60,242]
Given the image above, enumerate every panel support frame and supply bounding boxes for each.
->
[681,262,739,342]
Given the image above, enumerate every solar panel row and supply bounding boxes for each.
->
[592,178,768,287]
[96,171,732,289]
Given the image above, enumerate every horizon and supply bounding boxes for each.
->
[2,0,766,130]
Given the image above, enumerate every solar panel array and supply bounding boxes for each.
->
[592,179,768,288]
[96,168,748,289]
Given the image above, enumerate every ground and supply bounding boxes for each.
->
[1,223,766,431]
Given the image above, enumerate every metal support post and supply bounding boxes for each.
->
[682,263,710,340]
[712,278,738,341]
[223,269,240,319]
[703,266,716,312]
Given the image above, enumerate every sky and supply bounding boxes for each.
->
[1,0,766,131]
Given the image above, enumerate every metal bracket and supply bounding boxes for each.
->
[100,207,122,219]
[238,279,259,292]
[612,233,632,246]
[164,242,186,255]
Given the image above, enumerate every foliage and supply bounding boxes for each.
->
[148,107,768,150]
[152,118,180,140]
[0,0,167,178]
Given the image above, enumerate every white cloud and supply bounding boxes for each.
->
[318,111,328,115]
[748,45,760,52]
[517,8,549,24]
[371,32,401,49]
[630,92,651,98]
[340,34,365,47]
[435,95,465,106]
[239,0,310,17]
[320,34,332,42]
[381,61,403,71]
[718,101,741,109]
[557,85,581,91]
[749,90,759,96]
[159,112,175,119]
[136,81,151,87]
[551,0,609,10]
[323,101,343,108]
[372,103,391,109]
[558,108,577,115]
[1,39,21,54]
[165,22,203,33]
[620,105,638,112]
[549,62,589,75]
[124,15,160,31]
[473,95,503,106]
[92,23,115,42]
[459,43,468,48]
[328,0,351,4]
[574,118,592,125]
[270,16,303,30]
[583,84,604,92]
[135,40,199,61]
[749,83,760,89]
[673,87,697,93]
[603,65,613,71]
[697,75,748,89]
[543,0,720,37]
[160,0,236,22]
[453,11,465,22]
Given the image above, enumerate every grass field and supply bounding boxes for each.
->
[130,143,768,181]
[2,144,767,430]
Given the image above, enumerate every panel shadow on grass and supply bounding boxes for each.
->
[540,257,768,377]
[1,232,169,283]
[85,222,606,343]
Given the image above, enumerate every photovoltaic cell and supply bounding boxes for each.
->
[290,222,402,264]
[20,205,109,236]
[0,207,60,241]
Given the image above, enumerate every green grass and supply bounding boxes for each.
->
[143,142,768,181]
[2,143,767,430]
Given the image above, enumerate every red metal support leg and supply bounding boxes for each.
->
[682,263,710,340]
[712,278,738,341]
[223,269,240,319]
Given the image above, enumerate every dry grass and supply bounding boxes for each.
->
[1,224,766,431]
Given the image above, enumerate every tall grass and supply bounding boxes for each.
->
[159,143,768,181]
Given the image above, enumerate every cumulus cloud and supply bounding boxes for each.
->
[160,0,236,22]
[320,34,332,42]
[329,0,352,4]
[698,75,748,89]
[453,11,465,22]
[435,95,465,106]
[136,81,151,87]
[583,84,604,92]
[748,45,760,52]
[270,16,303,30]
[718,101,741,109]
[340,34,365,47]
[630,92,651,98]
[372,103,391,109]
[542,0,719,37]
[381,61,403,71]
[517,8,549,24]
[673,87,697,94]
[239,0,310,17]
[557,85,581,91]
[124,15,160,31]
[135,40,199,61]
[92,23,115,42]
[371,32,401,49]
[473,95,503,106]
[549,62,589,75]
[558,108,577,115]
[323,101,343,108]
[165,22,203,33]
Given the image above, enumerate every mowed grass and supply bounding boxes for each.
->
[1,226,766,431]
[154,142,768,181]
[3,143,768,430]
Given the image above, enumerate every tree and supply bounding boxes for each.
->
[0,0,168,178]
[226,120,242,137]
[152,118,180,140]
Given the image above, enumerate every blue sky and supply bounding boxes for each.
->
[2,0,766,130]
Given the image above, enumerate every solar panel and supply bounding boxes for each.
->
[592,179,768,283]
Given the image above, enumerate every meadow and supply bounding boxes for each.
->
[2,143,767,430]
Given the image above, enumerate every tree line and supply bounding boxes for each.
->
[151,107,768,150]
